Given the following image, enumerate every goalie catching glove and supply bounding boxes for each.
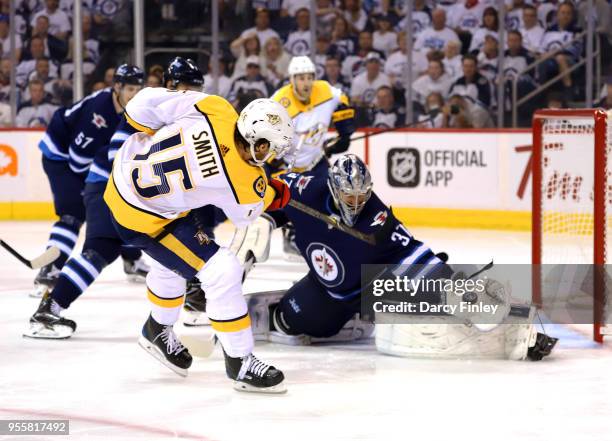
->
[266,178,290,212]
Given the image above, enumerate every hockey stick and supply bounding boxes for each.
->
[0,239,60,269]
[324,110,441,152]
[288,199,389,246]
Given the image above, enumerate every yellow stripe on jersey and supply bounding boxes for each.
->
[332,108,355,122]
[158,233,205,271]
[272,81,334,118]
[125,112,156,135]
[209,313,252,333]
[339,93,349,106]
[193,95,270,205]
[147,288,185,308]
[104,173,182,236]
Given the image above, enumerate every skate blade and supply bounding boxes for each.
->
[137,336,188,377]
[233,380,287,394]
[29,284,50,298]
[23,322,73,339]
[182,310,210,327]
[126,274,146,283]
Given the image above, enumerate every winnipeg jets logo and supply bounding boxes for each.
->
[371,210,388,227]
[92,113,107,129]
[296,175,313,195]
[306,243,345,288]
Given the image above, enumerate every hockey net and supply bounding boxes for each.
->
[532,109,611,342]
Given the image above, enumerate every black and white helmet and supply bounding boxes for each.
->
[237,98,294,165]
[328,154,373,227]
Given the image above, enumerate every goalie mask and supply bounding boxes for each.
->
[328,154,373,227]
[237,98,294,165]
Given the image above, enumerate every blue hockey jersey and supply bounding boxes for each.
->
[85,117,136,183]
[38,88,121,175]
[270,171,444,300]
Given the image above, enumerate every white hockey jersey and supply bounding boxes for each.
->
[104,87,275,235]
[272,80,352,170]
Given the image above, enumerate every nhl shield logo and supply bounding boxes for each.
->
[387,148,420,187]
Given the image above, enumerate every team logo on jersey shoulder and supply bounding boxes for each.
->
[295,175,313,195]
[219,144,230,157]
[279,97,290,108]
[92,113,107,129]
[253,176,266,198]
[371,210,388,227]
[306,242,345,288]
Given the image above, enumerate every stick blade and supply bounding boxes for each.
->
[29,247,61,269]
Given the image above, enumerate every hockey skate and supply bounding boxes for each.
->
[24,293,76,339]
[183,278,210,326]
[123,257,149,282]
[224,350,286,394]
[30,263,61,298]
[138,314,192,377]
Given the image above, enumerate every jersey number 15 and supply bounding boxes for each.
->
[130,132,194,199]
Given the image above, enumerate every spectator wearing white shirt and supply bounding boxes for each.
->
[414,8,461,54]
[228,55,273,111]
[285,8,312,56]
[281,0,310,17]
[16,79,58,127]
[468,7,499,54]
[331,15,357,59]
[236,9,280,49]
[316,0,338,38]
[231,35,261,81]
[385,31,429,89]
[30,14,67,63]
[395,0,432,41]
[412,59,453,105]
[449,53,492,107]
[505,0,526,31]
[17,36,59,88]
[204,59,232,99]
[538,2,582,88]
[447,0,485,47]
[417,92,445,128]
[477,34,499,83]
[443,40,463,80]
[519,5,544,54]
[30,0,70,41]
[368,85,405,128]
[373,14,398,56]
[342,31,384,79]
[261,36,291,87]
[342,0,368,34]
[350,52,391,107]
[0,15,22,61]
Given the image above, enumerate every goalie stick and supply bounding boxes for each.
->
[0,239,60,269]
[287,199,394,246]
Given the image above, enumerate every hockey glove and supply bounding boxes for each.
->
[266,178,290,211]
[324,135,351,157]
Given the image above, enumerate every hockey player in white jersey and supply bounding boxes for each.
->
[271,55,356,175]
[104,89,294,393]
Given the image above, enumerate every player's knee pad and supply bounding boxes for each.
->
[82,238,122,265]
[146,259,186,297]
[196,247,242,301]
[59,214,84,229]
[62,248,109,287]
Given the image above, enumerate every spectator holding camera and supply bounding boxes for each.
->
[442,94,493,128]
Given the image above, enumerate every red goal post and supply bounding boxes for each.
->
[532,108,609,343]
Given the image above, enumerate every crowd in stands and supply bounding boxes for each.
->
[1,0,611,128]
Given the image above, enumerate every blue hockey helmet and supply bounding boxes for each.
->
[163,57,204,88]
[113,64,145,85]
[328,154,373,227]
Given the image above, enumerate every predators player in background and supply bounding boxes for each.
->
[271,55,356,255]
[104,87,294,393]
[34,64,150,298]
[239,154,556,361]
[25,59,205,339]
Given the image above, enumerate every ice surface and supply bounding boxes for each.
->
[0,221,610,441]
